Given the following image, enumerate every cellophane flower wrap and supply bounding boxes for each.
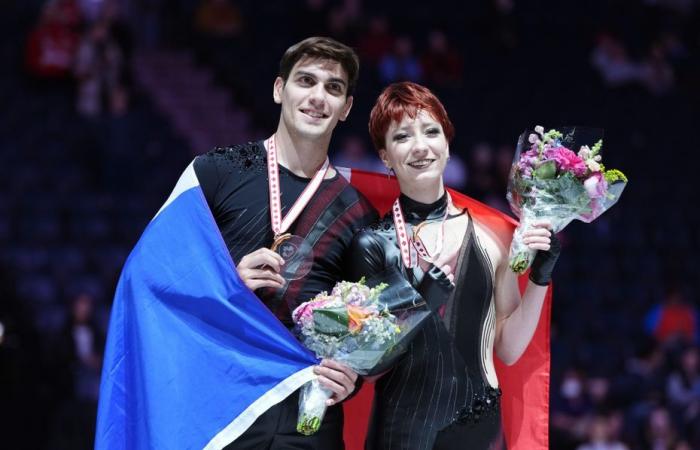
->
[507,126,628,273]
[292,272,431,435]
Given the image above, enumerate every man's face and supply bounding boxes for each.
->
[273,57,353,140]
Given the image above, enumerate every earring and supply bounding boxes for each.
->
[386,167,394,179]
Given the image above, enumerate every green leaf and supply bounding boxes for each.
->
[509,252,531,274]
[533,160,557,179]
[313,307,349,336]
[297,415,322,435]
[552,172,590,208]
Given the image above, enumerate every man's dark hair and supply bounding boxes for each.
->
[279,36,359,96]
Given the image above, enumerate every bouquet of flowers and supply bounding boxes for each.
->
[507,126,628,273]
[292,274,430,435]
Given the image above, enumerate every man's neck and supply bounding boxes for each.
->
[273,124,330,178]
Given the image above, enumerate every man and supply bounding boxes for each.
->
[193,37,377,449]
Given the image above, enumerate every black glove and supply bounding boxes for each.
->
[529,231,561,286]
[417,264,454,312]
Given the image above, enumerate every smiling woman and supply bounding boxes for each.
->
[369,82,454,204]
[349,81,561,450]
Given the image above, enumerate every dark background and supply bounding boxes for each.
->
[1,0,699,448]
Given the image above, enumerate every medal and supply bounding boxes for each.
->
[266,135,329,280]
[391,193,452,269]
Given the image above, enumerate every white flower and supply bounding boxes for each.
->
[578,145,591,160]
[534,125,544,135]
[586,159,601,172]
[528,133,539,144]
[584,176,598,196]
[594,155,602,162]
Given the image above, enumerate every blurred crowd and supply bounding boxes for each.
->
[25,0,133,117]
[2,0,699,449]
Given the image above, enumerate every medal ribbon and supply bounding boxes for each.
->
[392,193,452,268]
[266,135,330,237]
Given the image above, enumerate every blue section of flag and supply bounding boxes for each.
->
[96,183,318,450]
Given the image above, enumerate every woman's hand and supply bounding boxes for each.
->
[522,220,561,286]
[521,220,553,251]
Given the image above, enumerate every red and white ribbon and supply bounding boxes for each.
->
[266,135,329,237]
[391,193,451,268]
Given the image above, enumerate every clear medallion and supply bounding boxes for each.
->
[271,234,314,280]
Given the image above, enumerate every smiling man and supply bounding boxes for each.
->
[193,37,377,449]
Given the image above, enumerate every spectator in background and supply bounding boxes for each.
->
[494,144,514,187]
[645,287,698,346]
[331,134,385,173]
[195,0,243,38]
[487,0,519,51]
[552,368,594,447]
[25,0,82,79]
[587,375,614,414]
[59,292,104,402]
[77,0,106,23]
[378,36,422,84]
[421,31,463,88]
[624,337,667,398]
[326,6,354,43]
[590,33,644,88]
[129,0,163,47]
[640,41,675,95]
[478,143,516,214]
[642,406,689,450]
[667,345,700,408]
[591,32,676,96]
[666,345,700,442]
[49,292,104,449]
[74,18,129,117]
[100,0,134,65]
[577,414,629,450]
[193,0,244,72]
[465,142,498,203]
[357,16,395,66]
[443,150,468,191]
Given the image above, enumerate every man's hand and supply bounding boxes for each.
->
[236,248,286,290]
[314,359,358,405]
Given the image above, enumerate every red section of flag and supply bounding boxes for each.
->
[343,169,551,450]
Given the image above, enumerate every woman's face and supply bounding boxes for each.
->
[380,110,449,190]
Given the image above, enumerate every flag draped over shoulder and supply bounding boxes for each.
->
[95,163,319,450]
[341,169,552,450]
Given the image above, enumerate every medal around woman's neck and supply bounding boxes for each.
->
[392,192,452,269]
[266,135,328,280]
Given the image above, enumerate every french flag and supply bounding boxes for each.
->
[95,163,319,449]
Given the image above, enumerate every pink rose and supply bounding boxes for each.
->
[544,146,587,177]
[293,298,332,325]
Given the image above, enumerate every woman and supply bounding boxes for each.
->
[349,82,560,449]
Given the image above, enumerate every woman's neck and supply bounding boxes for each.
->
[399,190,448,222]
[399,180,445,205]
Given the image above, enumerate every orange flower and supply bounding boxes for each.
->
[347,305,370,334]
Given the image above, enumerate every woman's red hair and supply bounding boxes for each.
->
[368,81,455,152]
